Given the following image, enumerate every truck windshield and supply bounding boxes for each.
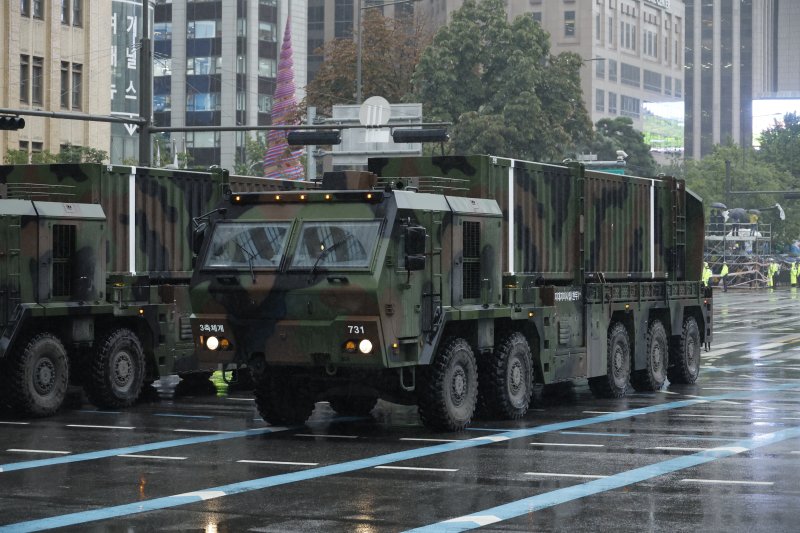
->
[289,221,381,270]
[203,222,291,269]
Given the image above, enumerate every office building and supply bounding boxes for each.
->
[0,1,111,163]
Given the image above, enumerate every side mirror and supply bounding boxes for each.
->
[192,222,207,255]
[405,254,426,272]
[404,225,426,256]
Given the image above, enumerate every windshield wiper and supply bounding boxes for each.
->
[307,233,354,284]
[234,240,257,283]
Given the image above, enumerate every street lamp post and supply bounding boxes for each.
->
[356,0,419,104]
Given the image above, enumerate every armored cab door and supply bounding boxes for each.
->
[0,214,22,328]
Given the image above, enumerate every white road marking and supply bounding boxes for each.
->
[67,424,134,430]
[0,421,30,425]
[524,472,608,479]
[7,449,71,455]
[649,446,709,452]
[375,465,459,472]
[117,454,187,460]
[400,438,460,443]
[294,434,358,439]
[680,479,773,486]
[675,414,743,419]
[237,460,319,466]
[710,342,746,349]
[530,442,605,448]
[698,387,752,391]
[680,395,740,405]
[176,490,226,501]
[707,348,746,357]
[173,429,232,434]
[442,515,501,527]
[226,398,255,401]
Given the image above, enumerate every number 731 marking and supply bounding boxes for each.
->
[348,325,366,334]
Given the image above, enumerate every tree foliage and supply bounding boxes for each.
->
[411,0,592,162]
[3,144,108,165]
[304,10,431,115]
[683,142,798,247]
[574,117,657,176]
[757,112,800,178]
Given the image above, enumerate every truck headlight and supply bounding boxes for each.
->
[206,336,220,351]
[358,339,373,354]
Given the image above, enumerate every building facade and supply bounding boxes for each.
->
[0,0,111,162]
[152,0,307,170]
[415,0,685,135]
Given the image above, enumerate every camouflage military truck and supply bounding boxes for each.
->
[0,163,296,417]
[189,155,712,431]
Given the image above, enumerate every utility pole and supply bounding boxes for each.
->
[138,0,153,166]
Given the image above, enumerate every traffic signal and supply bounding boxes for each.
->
[0,116,25,130]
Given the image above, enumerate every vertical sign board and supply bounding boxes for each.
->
[111,0,143,164]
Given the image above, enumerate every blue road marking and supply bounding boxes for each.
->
[404,425,800,532]
[2,384,800,532]
[0,427,284,474]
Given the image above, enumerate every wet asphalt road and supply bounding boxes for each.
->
[2,289,800,532]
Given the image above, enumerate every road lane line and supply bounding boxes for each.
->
[225,398,255,401]
[173,429,232,434]
[375,466,459,473]
[117,455,187,461]
[403,426,800,532]
[154,414,214,420]
[6,450,71,455]
[0,422,30,425]
[400,438,461,443]
[4,385,800,531]
[524,472,608,479]
[648,447,709,452]
[679,479,773,486]
[66,425,135,430]
[0,427,287,474]
[237,460,319,466]
[675,414,743,419]
[558,431,630,437]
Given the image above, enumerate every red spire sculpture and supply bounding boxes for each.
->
[263,16,304,180]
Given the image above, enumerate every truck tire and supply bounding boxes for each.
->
[631,320,668,392]
[254,370,315,425]
[588,322,630,399]
[5,333,69,417]
[668,316,701,384]
[418,337,478,431]
[479,332,532,420]
[329,394,378,417]
[85,328,145,409]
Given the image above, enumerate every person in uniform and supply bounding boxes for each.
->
[790,261,798,287]
[720,261,729,292]
[702,262,712,288]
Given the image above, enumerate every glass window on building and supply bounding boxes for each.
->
[621,95,640,118]
[596,89,605,112]
[32,56,43,105]
[595,14,600,41]
[564,10,576,37]
[71,64,81,109]
[644,70,661,93]
[186,131,221,148]
[259,22,276,42]
[665,76,672,96]
[595,57,605,79]
[154,95,171,112]
[608,15,613,44]
[154,58,172,76]
[621,63,640,87]
[33,0,43,19]
[608,92,617,114]
[187,92,221,111]
[334,0,353,38]
[608,59,617,82]
[236,92,246,111]
[72,0,81,26]
[20,55,29,103]
[259,0,277,5]
[258,58,276,77]
[258,94,273,113]
[237,18,246,37]
[21,0,30,17]
[154,22,172,40]
[60,62,69,108]
[675,79,682,98]
[237,55,246,74]
[187,57,222,75]
[61,0,70,24]
[532,12,542,24]
[188,20,219,39]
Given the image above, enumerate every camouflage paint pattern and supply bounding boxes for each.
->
[190,155,711,393]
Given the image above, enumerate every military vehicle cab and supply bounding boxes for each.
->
[190,156,712,431]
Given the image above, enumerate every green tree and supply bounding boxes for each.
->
[684,142,797,247]
[4,149,29,164]
[574,117,657,176]
[58,144,108,163]
[235,134,268,176]
[305,10,431,114]
[757,112,800,178]
[412,0,592,162]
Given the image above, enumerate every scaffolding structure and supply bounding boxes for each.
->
[705,222,773,289]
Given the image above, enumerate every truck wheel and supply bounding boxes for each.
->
[254,370,315,425]
[588,322,630,399]
[329,394,378,417]
[5,333,69,417]
[668,317,701,384]
[631,320,668,391]
[479,332,532,419]
[85,328,145,409]
[418,337,478,431]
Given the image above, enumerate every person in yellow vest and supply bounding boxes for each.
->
[772,260,780,289]
[702,262,712,287]
[791,262,798,287]
[720,261,729,292]
[766,259,776,289]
